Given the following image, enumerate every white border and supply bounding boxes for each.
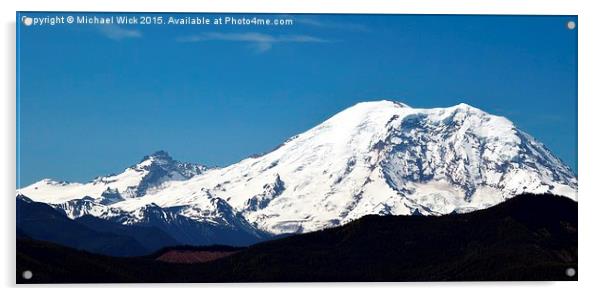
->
[2,0,601,295]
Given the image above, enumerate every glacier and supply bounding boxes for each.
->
[18,100,577,238]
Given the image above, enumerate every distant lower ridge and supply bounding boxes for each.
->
[17,193,577,283]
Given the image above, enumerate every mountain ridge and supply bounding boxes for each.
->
[16,193,577,283]
[17,100,578,241]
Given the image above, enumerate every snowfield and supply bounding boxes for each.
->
[18,100,578,236]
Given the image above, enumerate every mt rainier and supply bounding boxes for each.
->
[18,100,577,241]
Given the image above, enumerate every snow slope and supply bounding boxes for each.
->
[18,100,578,236]
[20,150,207,204]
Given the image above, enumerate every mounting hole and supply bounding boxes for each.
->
[22,270,33,280]
[567,21,576,30]
[22,17,33,26]
[565,267,576,277]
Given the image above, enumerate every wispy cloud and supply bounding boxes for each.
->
[294,17,370,32]
[98,25,142,40]
[176,32,331,53]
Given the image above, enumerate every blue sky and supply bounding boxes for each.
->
[17,13,578,186]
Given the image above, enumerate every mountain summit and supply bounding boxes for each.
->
[18,100,577,238]
[23,150,207,204]
[130,150,208,197]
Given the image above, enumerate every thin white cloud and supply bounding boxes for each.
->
[294,17,370,32]
[176,32,331,53]
[98,25,142,40]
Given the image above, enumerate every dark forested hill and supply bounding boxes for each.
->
[17,193,577,283]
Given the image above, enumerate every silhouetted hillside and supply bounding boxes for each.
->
[75,215,179,252]
[17,198,148,256]
[17,197,178,256]
[17,193,577,283]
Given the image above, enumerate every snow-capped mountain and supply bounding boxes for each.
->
[23,150,207,205]
[18,100,577,239]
